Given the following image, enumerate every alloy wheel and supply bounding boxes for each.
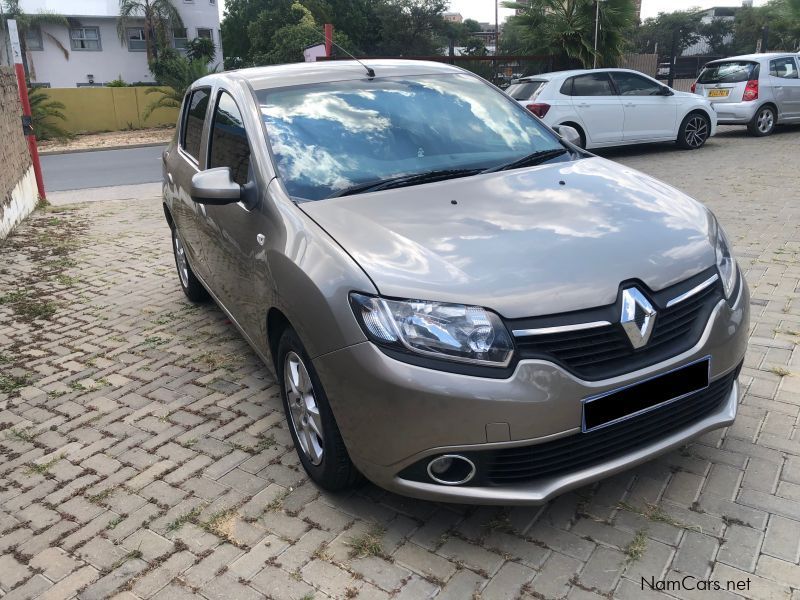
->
[684,116,709,148]
[284,351,324,465]
[173,232,189,288]
[757,109,774,134]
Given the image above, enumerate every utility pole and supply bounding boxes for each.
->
[593,0,602,69]
[7,19,46,202]
[494,0,499,82]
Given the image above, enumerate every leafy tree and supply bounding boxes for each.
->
[699,19,733,56]
[186,37,216,63]
[732,0,800,53]
[117,0,184,63]
[503,0,636,69]
[1,0,70,78]
[145,47,216,118]
[28,88,71,141]
[632,9,703,60]
[372,0,448,56]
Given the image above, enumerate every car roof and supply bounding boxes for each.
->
[193,59,465,91]
[515,68,659,83]
[705,52,800,64]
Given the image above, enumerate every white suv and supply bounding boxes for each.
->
[506,68,717,150]
[692,53,800,136]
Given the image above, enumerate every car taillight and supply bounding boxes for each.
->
[526,103,550,118]
[743,79,758,101]
[690,81,697,94]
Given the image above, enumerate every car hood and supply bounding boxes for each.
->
[301,157,715,319]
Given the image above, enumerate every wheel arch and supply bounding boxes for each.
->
[163,203,175,230]
[558,121,586,148]
[266,307,292,371]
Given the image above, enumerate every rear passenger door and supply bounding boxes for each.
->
[769,56,800,119]
[166,86,212,283]
[610,71,677,141]
[565,73,624,145]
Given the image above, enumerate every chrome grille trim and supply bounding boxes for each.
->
[665,273,720,308]
[512,320,612,337]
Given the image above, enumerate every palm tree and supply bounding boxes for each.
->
[1,0,70,79]
[117,0,184,64]
[143,48,216,119]
[28,88,71,141]
[503,0,636,69]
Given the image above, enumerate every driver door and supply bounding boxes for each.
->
[610,71,677,141]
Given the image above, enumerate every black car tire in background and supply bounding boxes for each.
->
[677,112,711,150]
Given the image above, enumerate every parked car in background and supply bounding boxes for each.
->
[163,60,748,504]
[692,53,800,136]
[506,69,717,150]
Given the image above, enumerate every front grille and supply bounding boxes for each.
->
[485,368,737,485]
[511,270,723,380]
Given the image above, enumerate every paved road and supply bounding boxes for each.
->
[1,131,800,600]
[41,145,165,192]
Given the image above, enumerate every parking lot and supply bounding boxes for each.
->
[1,126,799,600]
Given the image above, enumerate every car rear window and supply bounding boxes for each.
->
[506,80,546,101]
[698,61,758,84]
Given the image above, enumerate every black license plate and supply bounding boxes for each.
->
[582,358,710,432]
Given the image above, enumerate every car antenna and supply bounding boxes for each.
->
[325,37,375,78]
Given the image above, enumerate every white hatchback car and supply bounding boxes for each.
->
[506,68,717,150]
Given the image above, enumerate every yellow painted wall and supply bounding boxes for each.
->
[41,87,179,134]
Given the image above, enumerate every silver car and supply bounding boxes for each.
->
[693,52,800,135]
[163,60,748,504]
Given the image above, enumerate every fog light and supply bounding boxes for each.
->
[426,455,476,485]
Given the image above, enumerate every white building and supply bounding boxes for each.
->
[0,0,221,87]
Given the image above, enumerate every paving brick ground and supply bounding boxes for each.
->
[1,126,799,600]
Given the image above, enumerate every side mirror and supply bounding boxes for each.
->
[190,167,241,205]
[660,85,674,96]
[553,124,581,147]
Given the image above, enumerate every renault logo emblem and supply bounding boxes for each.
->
[620,288,656,348]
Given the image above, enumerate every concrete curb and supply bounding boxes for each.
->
[39,141,168,156]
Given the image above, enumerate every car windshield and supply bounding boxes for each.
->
[505,80,546,100]
[698,61,757,84]
[256,73,567,201]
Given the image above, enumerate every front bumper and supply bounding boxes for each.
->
[710,101,759,124]
[313,278,749,504]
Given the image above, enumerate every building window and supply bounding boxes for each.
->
[173,28,188,50]
[25,26,43,51]
[210,0,216,4]
[70,27,101,51]
[197,28,213,41]
[127,27,146,52]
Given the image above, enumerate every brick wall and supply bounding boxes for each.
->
[0,67,36,239]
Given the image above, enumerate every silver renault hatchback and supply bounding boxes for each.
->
[163,60,749,504]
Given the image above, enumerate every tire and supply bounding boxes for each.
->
[171,227,209,302]
[277,328,360,491]
[676,112,711,149]
[747,105,776,136]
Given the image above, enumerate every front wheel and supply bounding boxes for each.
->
[677,113,710,149]
[277,328,360,491]
[172,227,208,302]
[747,105,776,136]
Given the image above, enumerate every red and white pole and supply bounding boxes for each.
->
[324,23,333,58]
[7,19,46,201]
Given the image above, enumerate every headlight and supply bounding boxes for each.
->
[350,293,514,367]
[713,218,737,298]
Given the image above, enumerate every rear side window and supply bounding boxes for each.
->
[181,87,211,162]
[697,61,757,84]
[506,80,546,101]
[209,91,251,186]
[770,57,799,79]
[570,73,615,96]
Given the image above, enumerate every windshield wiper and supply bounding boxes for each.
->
[481,149,569,174]
[330,168,483,198]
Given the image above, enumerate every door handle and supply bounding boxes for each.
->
[577,103,590,108]
[624,103,636,107]
[256,234,265,246]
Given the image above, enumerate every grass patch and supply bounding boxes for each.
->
[0,352,10,364]
[623,529,648,565]
[166,507,203,533]
[196,350,242,372]
[25,454,64,475]
[769,366,792,377]
[617,502,699,531]
[55,274,80,286]
[106,515,124,530]
[88,488,115,505]
[346,524,387,559]
[0,289,28,304]
[111,549,142,570]
[0,374,30,395]
[144,336,168,349]
[6,426,36,443]
[202,509,238,542]
[482,512,515,534]
[266,490,289,512]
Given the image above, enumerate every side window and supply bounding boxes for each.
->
[611,72,663,96]
[560,77,574,96]
[181,87,211,163]
[770,57,798,79]
[209,91,251,186]
[571,73,615,96]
